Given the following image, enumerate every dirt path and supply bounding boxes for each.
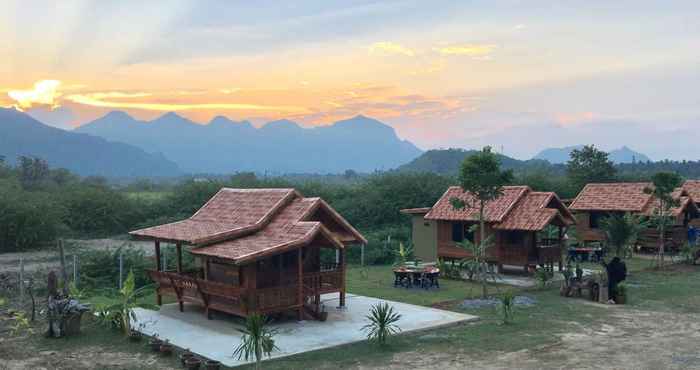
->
[374,308,700,370]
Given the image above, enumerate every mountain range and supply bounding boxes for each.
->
[533,145,650,164]
[75,112,423,174]
[0,108,181,177]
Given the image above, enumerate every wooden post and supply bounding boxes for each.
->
[73,255,78,288]
[118,250,123,290]
[558,226,564,271]
[361,243,365,267]
[58,239,69,295]
[176,243,183,274]
[154,241,162,305]
[339,248,346,308]
[297,247,303,321]
[19,257,24,305]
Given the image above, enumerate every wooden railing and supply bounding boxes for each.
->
[303,270,343,295]
[147,268,343,318]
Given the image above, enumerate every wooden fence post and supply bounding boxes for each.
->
[19,257,24,305]
[119,250,124,290]
[58,239,69,295]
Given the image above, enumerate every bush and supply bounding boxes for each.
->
[76,246,153,293]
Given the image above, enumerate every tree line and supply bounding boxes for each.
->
[0,145,692,261]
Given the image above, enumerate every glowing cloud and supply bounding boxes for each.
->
[64,93,308,113]
[7,80,62,110]
[435,44,496,57]
[369,42,415,57]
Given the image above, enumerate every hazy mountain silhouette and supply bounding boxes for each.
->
[397,148,554,175]
[534,145,650,164]
[76,112,423,173]
[0,108,181,177]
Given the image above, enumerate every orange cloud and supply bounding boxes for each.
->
[7,80,62,111]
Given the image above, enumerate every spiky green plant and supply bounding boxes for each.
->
[600,212,648,258]
[501,291,515,324]
[362,302,402,346]
[96,270,156,336]
[233,314,279,370]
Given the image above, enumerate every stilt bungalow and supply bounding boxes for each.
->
[130,188,366,321]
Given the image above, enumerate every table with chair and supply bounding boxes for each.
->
[393,265,440,289]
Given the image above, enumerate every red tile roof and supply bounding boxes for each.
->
[425,186,528,222]
[423,186,575,231]
[569,183,653,212]
[130,188,366,263]
[570,182,698,217]
[682,180,700,203]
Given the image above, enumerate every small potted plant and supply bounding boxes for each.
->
[128,329,142,342]
[615,283,627,304]
[204,359,221,370]
[149,334,162,352]
[180,349,195,366]
[159,339,174,356]
[184,356,202,370]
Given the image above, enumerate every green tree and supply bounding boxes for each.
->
[566,145,616,191]
[233,314,279,370]
[18,156,50,190]
[451,146,514,298]
[599,213,647,257]
[645,172,683,267]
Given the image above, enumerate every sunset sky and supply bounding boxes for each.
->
[2,1,700,159]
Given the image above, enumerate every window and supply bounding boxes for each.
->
[590,212,604,229]
[506,231,524,244]
[452,222,464,242]
[464,224,475,242]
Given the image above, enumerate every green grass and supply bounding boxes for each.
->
[575,255,654,273]
[346,265,515,307]
[12,262,700,370]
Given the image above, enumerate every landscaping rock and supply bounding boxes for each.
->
[460,295,537,309]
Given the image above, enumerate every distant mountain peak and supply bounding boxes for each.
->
[262,119,301,130]
[533,145,650,164]
[103,110,134,120]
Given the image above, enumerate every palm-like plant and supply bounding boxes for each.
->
[501,291,515,324]
[96,270,156,336]
[362,302,402,346]
[456,225,497,298]
[394,242,414,267]
[600,213,648,258]
[233,314,279,370]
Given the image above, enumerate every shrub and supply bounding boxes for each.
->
[76,246,152,293]
[362,302,402,346]
[501,291,515,324]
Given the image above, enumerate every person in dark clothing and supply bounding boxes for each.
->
[602,257,627,302]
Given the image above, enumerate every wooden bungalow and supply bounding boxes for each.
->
[130,188,367,321]
[682,180,700,228]
[569,182,699,251]
[401,186,576,272]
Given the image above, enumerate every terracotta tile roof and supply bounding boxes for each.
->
[130,188,296,245]
[425,186,528,222]
[569,183,653,211]
[423,186,574,231]
[130,188,365,263]
[682,180,700,203]
[641,195,698,217]
[494,192,562,231]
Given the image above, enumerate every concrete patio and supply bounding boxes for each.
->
[133,293,478,367]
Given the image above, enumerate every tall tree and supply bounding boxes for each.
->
[451,146,514,298]
[566,145,616,190]
[645,172,682,267]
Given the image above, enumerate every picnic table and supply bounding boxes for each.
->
[568,247,604,262]
[393,265,440,289]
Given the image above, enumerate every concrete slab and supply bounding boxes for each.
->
[133,293,477,367]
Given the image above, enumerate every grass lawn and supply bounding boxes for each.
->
[346,265,516,307]
[575,254,656,273]
[6,262,700,369]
